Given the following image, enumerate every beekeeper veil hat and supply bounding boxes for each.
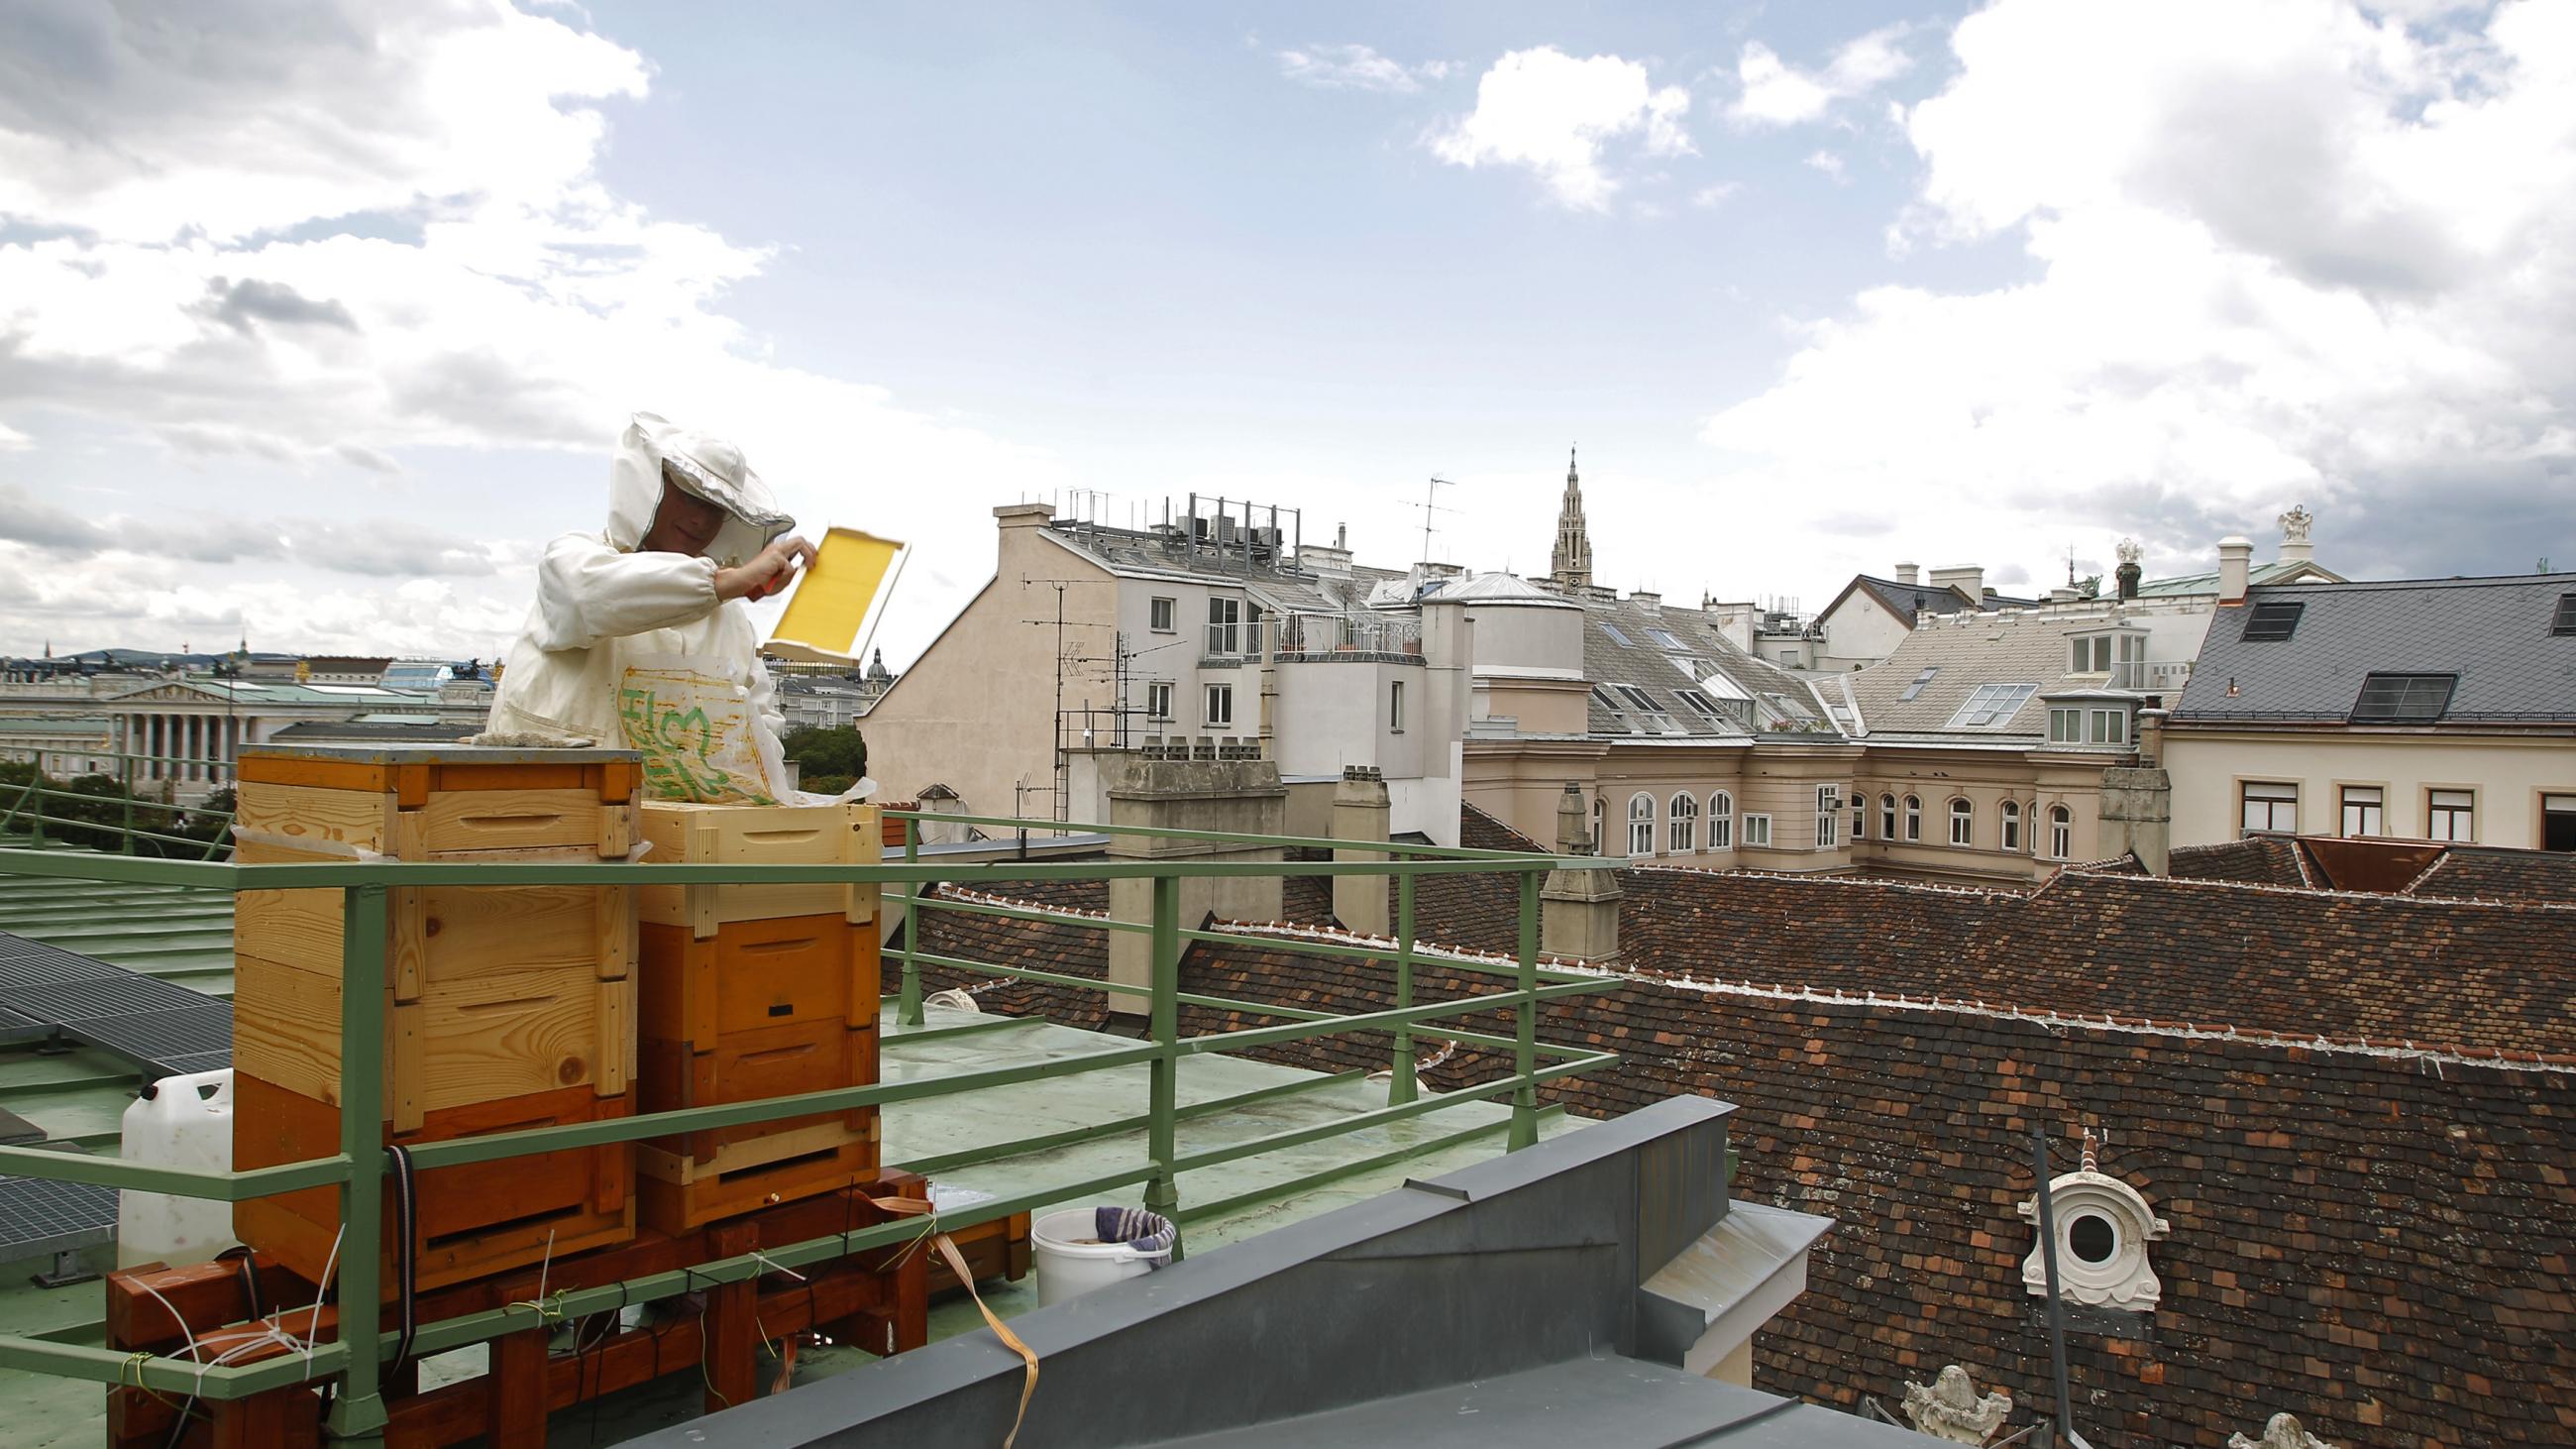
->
[604,411,796,567]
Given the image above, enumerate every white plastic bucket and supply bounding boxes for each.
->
[117,1068,239,1270]
[1031,1208,1160,1307]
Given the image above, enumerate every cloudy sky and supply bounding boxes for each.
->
[1,0,2569,663]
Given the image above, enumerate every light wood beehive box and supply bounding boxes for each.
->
[228,743,643,1293]
[633,799,884,1231]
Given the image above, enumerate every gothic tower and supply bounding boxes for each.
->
[1550,447,1593,590]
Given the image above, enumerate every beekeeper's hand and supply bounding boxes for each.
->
[716,534,817,602]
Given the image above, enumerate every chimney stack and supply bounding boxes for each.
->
[1555,783,1592,855]
[1332,765,1393,938]
[1894,562,1920,586]
[2217,536,2254,604]
[2115,538,2143,601]
[1541,784,1623,963]
[1929,566,1985,604]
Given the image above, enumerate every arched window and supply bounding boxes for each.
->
[1879,794,1896,840]
[1668,792,1699,852]
[1903,795,1923,841]
[2048,805,2072,859]
[1949,797,1974,846]
[1852,792,1867,840]
[1628,793,1656,858]
[1999,799,2022,853]
[1708,791,1734,849]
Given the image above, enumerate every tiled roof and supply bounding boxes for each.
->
[918,892,2576,1446]
[2403,845,2576,905]
[2174,573,2576,723]
[1630,865,2576,1055]
[1842,610,2117,738]
[2159,837,2312,888]
[1576,597,1832,738]
[1845,574,1980,623]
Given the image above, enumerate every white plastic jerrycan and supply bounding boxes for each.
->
[118,1068,240,1269]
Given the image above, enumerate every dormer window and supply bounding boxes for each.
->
[2019,1136,2168,1312]
[2070,627,2149,684]
[2047,703,2130,745]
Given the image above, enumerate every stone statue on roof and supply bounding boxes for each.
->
[2230,1413,2335,1449]
[2278,504,2312,544]
[1901,1365,2012,1443]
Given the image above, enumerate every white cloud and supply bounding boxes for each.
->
[0,421,29,451]
[1277,43,1449,94]
[1691,181,1743,208]
[1804,151,1848,182]
[1704,0,2576,581]
[1727,25,1913,128]
[1428,48,1694,210]
[0,1,1068,657]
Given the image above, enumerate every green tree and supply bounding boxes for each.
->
[781,725,867,796]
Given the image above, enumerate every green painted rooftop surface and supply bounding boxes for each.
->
[0,861,1578,1447]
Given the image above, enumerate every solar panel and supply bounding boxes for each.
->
[0,1170,118,1257]
[2242,599,2305,641]
[0,935,127,990]
[2350,673,2454,723]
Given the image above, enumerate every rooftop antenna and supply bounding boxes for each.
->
[1409,476,1455,565]
[2067,544,2078,588]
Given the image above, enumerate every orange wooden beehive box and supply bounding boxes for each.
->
[634,799,884,1231]
[228,742,643,1294]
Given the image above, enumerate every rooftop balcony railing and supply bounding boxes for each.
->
[1271,613,1423,660]
[0,809,1620,1437]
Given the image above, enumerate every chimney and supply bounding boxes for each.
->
[1541,784,1623,963]
[2096,766,2173,876]
[1332,765,1392,938]
[2277,504,2314,566]
[1929,566,1985,603]
[1554,783,1592,854]
[2115,538,2143,601]
[1894,562,1920,586]
[993,502,1055,529]
[2217,536,2254,604]
[1629,590,1661,613]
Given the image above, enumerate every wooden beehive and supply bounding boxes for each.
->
[228,743,643,1293]
[634,799,884,1231]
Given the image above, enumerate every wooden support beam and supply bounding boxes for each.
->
[700,1220,760,1413]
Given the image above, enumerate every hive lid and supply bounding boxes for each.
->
[239,742,644,766]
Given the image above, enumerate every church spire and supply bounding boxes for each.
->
[1550,445,1593,590]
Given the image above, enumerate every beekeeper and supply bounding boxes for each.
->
[483,412,813,787]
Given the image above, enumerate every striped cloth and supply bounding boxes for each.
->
[1095,1206,1174,1268]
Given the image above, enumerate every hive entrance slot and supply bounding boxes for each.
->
[719,1147,838,1184]
[426,1201,585,1252]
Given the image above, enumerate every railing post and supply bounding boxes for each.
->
[327,883,389,1438]
[897,817,924,1027]
[1508,869,1540,1152]
[1143,870,1184,1257]
[1388,871,1417,1106]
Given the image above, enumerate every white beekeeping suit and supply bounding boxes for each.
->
[484,412,797,796]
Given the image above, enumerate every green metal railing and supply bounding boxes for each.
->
[0,810,1619,1436]
[0,744,235,858]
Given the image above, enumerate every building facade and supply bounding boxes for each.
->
[2164,572,2576,851]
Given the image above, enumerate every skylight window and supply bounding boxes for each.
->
[2241,599,2305,641]
[1599,622,1636,648]
[2350,673,2456,723]
[1898,667,1939,702]
[1614,685,1663,714]
[1646,627,1685,650]
[1674,688,1725,722]
[2553,593,2576,636]
[1945,682,2038,729]
[1666,656,1712,681]
[1590,685,1626,713]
